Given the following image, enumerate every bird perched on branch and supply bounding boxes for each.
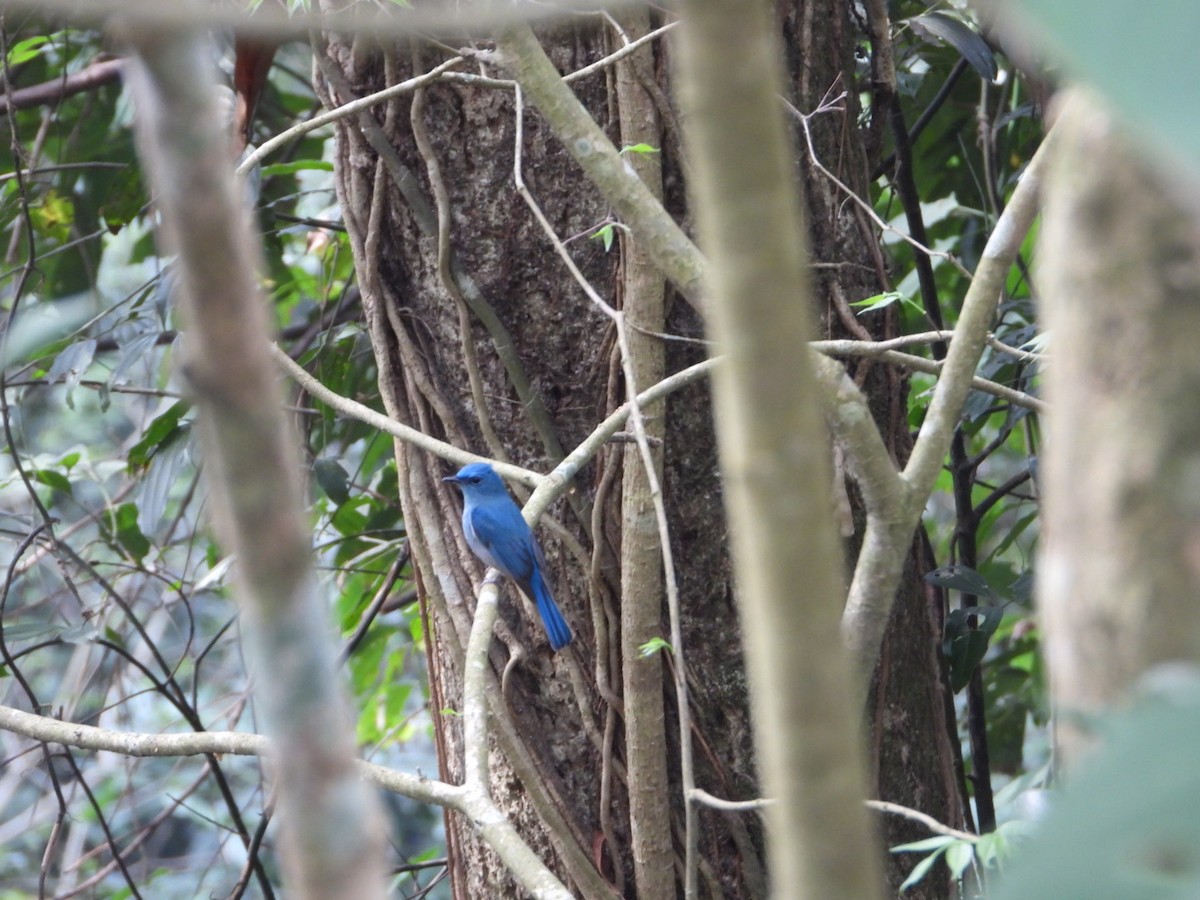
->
[443,462,573,651]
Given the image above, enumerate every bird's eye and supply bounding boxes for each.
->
[469,476,481,484]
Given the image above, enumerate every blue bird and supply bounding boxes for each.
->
[443,462,573,651]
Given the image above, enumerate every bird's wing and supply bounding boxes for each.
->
[466,502,537,582]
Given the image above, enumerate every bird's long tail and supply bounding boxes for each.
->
[529,567,573,651]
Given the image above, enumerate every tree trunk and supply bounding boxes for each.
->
[1039,91,1200,764]
[784,3,965,895]
[321,3,961,895]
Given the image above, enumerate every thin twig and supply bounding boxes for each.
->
[564,20,677,83]
[865,800,979,843]
[268,343,540,485]
[0,160,127,183]
[0,702,456,803]
[787,91,974,281]
[338,546,411,663]
[814,343,1046,413]
[814,329,1044,363]
[237,56,465,177]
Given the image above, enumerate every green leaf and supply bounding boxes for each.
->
[260,160,335,177]
[994,677,1200,899]
[892,835,957,853]
[138,439,186,535]
[590,223,615,252]
[924,564,996,600]
[943,606,1005,692]
[97,168,145,233]
[1008,569,1034,604]
[946,629,986,692]
[46,338,96,408]
[850,291,907,315]
[331,499,368,543]
[1,621,62,641]
[315,458,352,505]
[908,12,996,81]
[110,333,161,386]
[974,831,1001,867]
[336,573,370,632]
[106,502,151,562]
[7,34,56,66]
[347,628,388,692]
[384,680,412,727]
[899,848,945,891]
[30,189,75,243]
[620,142,660,155]
[412,845,441,863]
[989,510,1038,565]
[945,840,975,879]
[127,401,191,470]
[59,621,98,644]
[33,469,72,494]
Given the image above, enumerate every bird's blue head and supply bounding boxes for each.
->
[443,462,509,498]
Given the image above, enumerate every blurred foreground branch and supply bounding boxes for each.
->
[119,22,387,900]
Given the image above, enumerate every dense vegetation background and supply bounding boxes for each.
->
[2,1,1198,897]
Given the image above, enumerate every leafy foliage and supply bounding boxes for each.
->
[995,677,1200,899]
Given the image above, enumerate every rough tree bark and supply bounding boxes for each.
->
[321,3,961,896]
[320,21,736,896]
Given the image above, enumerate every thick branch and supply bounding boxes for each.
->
[811,353,904,521]
[455,578,574,898]
[0,56,123,113]
[613,12,674,898]
[673,0,883,896]
[0,698,572,899]
[120,26,387,900]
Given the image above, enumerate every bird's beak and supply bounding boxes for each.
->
[442,475,459,484]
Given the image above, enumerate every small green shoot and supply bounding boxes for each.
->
[591,223,615,252]
[849,290,920,316]
[639,637,673,657]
